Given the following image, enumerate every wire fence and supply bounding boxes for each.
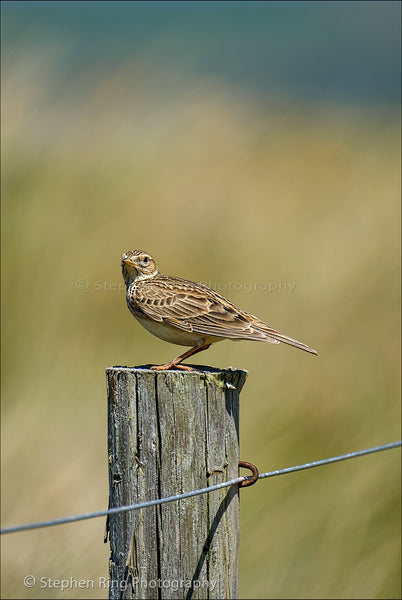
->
[1,440,400,536]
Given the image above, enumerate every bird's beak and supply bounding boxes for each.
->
[122,254,137,267]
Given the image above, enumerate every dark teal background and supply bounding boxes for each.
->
[2,0,401,106]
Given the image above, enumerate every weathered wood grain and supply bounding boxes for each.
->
[106,365,247,600]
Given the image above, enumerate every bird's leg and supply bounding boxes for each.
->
[150,343,211,371]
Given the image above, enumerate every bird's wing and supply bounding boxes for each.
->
[133,276,317,354]
[132,277,277,340]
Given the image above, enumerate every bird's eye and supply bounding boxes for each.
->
[142,256,149,265]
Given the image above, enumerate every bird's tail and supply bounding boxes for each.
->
[254,324,318,355]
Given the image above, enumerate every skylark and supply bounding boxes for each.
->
[122,250,318,371]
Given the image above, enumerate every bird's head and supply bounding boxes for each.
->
[122,250,159,285]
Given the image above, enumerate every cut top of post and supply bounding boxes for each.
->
[106,364,248,392]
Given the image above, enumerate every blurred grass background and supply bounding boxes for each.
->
[1,1,401,599]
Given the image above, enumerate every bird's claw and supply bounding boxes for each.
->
[150,363,196,372]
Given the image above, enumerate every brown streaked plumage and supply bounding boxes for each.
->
[122,250,318,371]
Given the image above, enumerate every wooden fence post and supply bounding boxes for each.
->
[106,365,247,600]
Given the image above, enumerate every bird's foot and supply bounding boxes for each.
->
[150,362,196,372]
